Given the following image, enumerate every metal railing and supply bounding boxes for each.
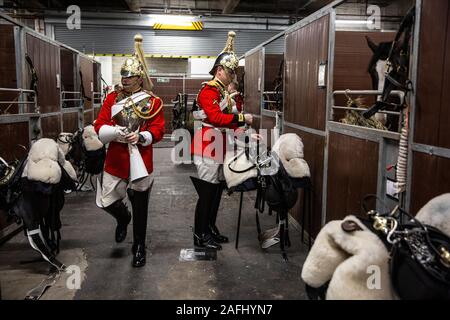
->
[263,90,283,111]
[0,87,38,114]
[332,90,406,132]
[93,91,103,107]
[61,91,83,109]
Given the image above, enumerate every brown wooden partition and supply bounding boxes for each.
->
[283,14,329,235]
[84,110,94,126]
[284,126,326,236]
[0,25,18,114]
[409,0,450,213]
[62,112,80,133]
[41,114,62,139]
[80,55,94,111]
[326,132,379,221]
[244,49,263,117]
[0,122,29,162]
[284,15,329,132]
[26,34,60,114]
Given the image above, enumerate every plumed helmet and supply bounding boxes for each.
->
[210,31,239,76]
[120,34,153,90]
[120,56,143,78]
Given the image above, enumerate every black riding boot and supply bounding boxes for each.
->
[208,182,229,243]
[103,200,131,243]
[191,177,222,250]
[26,228,65,270]
[128,186,151,268]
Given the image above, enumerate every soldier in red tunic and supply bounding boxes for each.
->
[191,31,255,250]
[94,35,165,267]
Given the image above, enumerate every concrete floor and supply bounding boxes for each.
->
[0,147,309,300]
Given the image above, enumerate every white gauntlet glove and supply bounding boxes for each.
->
[98,125,127,144]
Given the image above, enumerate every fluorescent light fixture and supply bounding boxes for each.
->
[149,14,196,24]
[148,14,202,30]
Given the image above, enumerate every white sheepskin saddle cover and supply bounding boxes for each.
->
[82,125,103,151]
[416,193,450,237]
[57,132,74,156]
[223,148,258,188]
[22,138,77,184]
[301,194,450,300]
[272,133,310,178]
[301,215,395,300]
[223,133,311,188]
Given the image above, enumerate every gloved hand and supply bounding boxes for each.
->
[98,125,127,144]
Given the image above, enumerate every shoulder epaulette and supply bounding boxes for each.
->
[144,90,159,99]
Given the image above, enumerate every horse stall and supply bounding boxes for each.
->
[243,0,430,239]
[150,75,210,134]
[260,36,284,147]
[324,1,413,225]
[0,13,101,241]
[61,47,83,133]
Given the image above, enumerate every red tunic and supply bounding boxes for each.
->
[94,90,165,179]
[191,80,244,161]
[234,93,243,113]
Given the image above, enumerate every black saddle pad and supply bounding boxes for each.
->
[229,176,311,193]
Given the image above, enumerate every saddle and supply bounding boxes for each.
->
[361,195,450,300]
[67,127,105,175]
[225,139,298,215]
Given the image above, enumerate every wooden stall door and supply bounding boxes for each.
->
[63,112,80,133]
[244,49,263,130]
[26,34,60,114]
[80,56,94,111]
[326,132,379,221]
[284,15,329,131]
[41,114,62,139]
[0,25,18,114]
[410,0,450,213]
[283,15,329,236]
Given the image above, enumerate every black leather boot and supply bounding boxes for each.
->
[208,182,229,243]
[26,228,65,270]
[128,184,152,268]
[103,200,131,243]
[191,177,222,251]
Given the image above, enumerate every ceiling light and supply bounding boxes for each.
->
[148,14,203,30]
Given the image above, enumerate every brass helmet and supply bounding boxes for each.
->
[210,31,239,76]
[120,57,143,78]
[120,34,153,91]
